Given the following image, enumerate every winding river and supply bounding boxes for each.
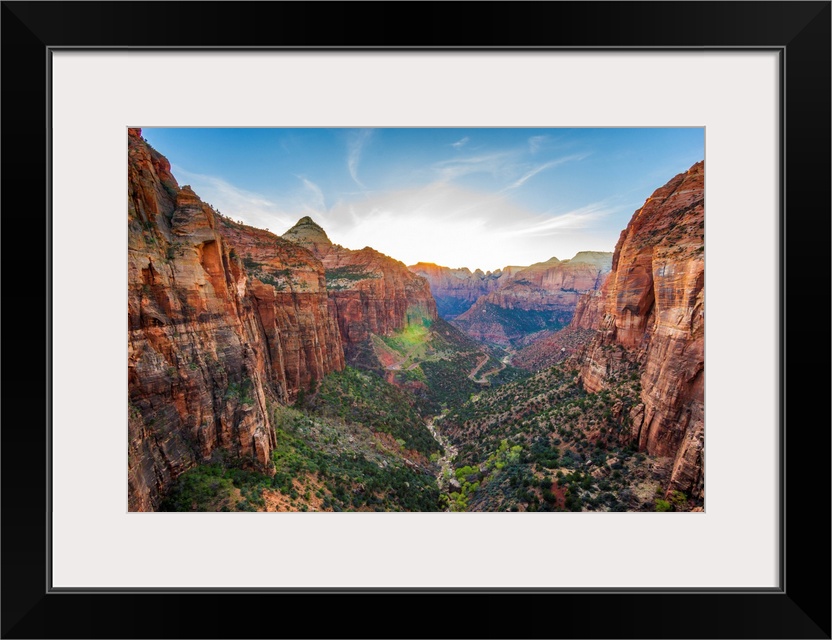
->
[426,415,458,510]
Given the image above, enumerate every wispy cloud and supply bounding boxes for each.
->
[322,182,613,269]
[173,163,619,271]
[505,153,590,190]
[347,129,372,188]
[528,135,548,154]
[172,165,336,232]
[432,151,519,183]
[296,175,326,212]
[451,136,470,149]
[507,161,561,190]
[505,202,614,238]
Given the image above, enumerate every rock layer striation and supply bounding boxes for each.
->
[127,130,344,511]
[577,161,705,499]
[283,217,438,362]
[407,263,515,319]
[451,252,612,345]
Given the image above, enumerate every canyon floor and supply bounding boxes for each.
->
[160,320,695,513]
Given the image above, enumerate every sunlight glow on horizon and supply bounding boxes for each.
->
[143,127,703,272]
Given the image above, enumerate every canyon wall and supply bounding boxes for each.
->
[283,217,438,362]
[577,161,705,499]
[217,221,345,397]
[127,130,343,511]
[407,263,514,319]
[451,252,612,345]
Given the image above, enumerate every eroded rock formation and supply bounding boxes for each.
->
[127,130,344,511]
[451,252,612,345]
[407,263,513,319]
[577,161,705,500]
[283,217,438,362]
[217,221,344,399]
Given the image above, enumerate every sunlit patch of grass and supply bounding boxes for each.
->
[398,323,429,347]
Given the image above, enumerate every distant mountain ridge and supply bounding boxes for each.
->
[407,262,512,319]
[412,251,613,346]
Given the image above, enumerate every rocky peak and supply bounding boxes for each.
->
[283,216,332,256]
[565,251,614,268]
[127,134,345,511]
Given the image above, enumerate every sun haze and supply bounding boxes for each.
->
[141,127,704,271]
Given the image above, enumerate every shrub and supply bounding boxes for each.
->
[654,498,672,512]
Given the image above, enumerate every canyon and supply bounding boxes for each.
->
[127,128,704,512]
[407,263,515,319]
[449,251,613,346]
[128,129,433,511]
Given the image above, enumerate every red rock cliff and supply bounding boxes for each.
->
[283,217,438,362]
[452,252,612,345]
[407,262,511,319]
[217,221,345,399]
[127,130,343,511]
[578,161,704,500]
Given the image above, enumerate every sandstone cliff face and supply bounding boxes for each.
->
[578,161,704,500]
[452,252,612,345]
[283,217,438,362]
[407,262,512,319]
[217,221,345,399]
[127,130,343,511]
[571,289,608,330]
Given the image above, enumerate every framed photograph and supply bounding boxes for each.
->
[3,2,829,638]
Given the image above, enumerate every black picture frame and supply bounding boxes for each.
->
[2,2,829,638]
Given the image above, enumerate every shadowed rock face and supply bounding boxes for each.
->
[407,263,511,319]
[577,160,705,500]
[127,130,344,511]
[283,218,438,363]
[450,252,613,346]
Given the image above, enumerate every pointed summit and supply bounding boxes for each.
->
[283,216,332,257]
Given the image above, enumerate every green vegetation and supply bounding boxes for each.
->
[159,293,684,513]
[325,266,381,289]
[160,403,442,512]
[488,363,530,386]
[238,254,297,292]
[432,347,670,512]
[225,377,254,405]
[420,354,481,412]
[654,498,672,512]
[362,317,523,417]
[158,463,265,512]
[653,490,688,512]
[306,366,439,455]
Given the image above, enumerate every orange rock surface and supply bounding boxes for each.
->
[127,130,344,511]
[452,252,612,345]
[283,217,437,361]
[408,262,511,319]
[578,161,705,499]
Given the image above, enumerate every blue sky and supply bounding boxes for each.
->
[141,128,703,271]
